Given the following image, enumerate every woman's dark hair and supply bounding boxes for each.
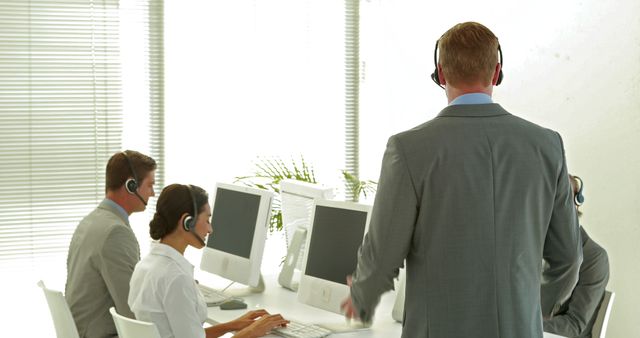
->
[149,184,209,240]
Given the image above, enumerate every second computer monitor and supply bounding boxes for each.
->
[280,179,334,247]
[200,183,273,288]
[298,199,371,315]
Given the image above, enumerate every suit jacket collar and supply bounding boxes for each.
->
[98,198,130,225]
[437,103,511,118]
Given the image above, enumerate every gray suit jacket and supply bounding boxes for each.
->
[350,103,582,338]
[542,226,609,338]
[66,199,140,338]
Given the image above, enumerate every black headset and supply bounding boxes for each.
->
[430,40,504,89]
[183,184,206,246]
[573,176,585,206]
[122,151,147,206]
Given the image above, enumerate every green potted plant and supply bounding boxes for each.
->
[235,156,377,233]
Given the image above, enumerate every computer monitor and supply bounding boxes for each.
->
[200,182,273,288]
[278,179,334,290]
[280,179,334,247]
[297,199,371,315]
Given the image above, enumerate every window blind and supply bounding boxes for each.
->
[0,0,164,272]
[344,0,360,201]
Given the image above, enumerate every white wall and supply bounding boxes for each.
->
[164,0,346,196]
[163,0,348,271]
[359,0,640,336]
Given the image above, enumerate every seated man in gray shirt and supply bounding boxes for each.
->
[542,174,610,338]
[65,150,156,338]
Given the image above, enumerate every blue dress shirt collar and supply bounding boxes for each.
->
[449,93,493,106]
[102,198,129,224]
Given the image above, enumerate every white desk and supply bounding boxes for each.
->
[204,274,563,337]
[206,276,400,337]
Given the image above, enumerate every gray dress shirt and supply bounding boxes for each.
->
[542,226,609,338]
[350,103,582,338]
[65,199,140,338]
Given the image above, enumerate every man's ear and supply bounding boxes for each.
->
[437,64,446,85]
[491,63,502,85]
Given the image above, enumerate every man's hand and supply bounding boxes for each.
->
[340,275,360,320]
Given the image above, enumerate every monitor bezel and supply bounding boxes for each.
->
[297,199,371,315]
[200,182,273,288]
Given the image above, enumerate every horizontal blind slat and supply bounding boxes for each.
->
[0,0,125,265]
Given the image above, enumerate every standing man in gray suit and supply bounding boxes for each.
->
[66,150,156,338]
[341,22,583,338]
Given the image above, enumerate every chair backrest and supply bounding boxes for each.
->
[109,307,161,338]
[591,290,615,338]
[37,280,80,338]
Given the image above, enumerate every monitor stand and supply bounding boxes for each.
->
[224,274,266,296]
[250,275,265,293]
[278,227,307,291]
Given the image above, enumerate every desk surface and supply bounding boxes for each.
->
[203,273,564,338]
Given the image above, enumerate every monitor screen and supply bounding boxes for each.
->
[297,199,371,316]
[304,205,368,285]
[200,183,272,288]
[207,187,260,259]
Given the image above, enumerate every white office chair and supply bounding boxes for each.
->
[109,307,161,338]
[591,290,615,338]
[37,280,80,338]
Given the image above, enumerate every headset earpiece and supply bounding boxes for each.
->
[574,176,585,206]
[121,151,147,206]
[431,41,443,88]
[496,72,504,86]
[185,184,206,246]
[183,215,194,231]
[496,44,504,85]
[125,178,138,194]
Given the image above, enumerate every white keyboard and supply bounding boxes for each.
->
[196,283,231,306]
[273,320,332,338]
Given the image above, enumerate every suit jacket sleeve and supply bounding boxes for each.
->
[350,135,418,322]
[540,132,583,317]
[101,225,140,319]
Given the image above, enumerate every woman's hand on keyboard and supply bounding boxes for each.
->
[232,310,290,338]
[229,309,269,330]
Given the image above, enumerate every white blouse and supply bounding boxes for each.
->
[129,242,208,338]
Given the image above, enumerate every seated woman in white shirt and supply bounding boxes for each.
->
[129,184,289,338]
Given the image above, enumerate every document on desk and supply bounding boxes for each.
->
[317,321,370,334]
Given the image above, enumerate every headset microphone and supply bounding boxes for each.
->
[131,189,147,206]
[122,151,147,206]
[184,184,206,246]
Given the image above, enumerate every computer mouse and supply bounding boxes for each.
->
[219,299,248,310]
